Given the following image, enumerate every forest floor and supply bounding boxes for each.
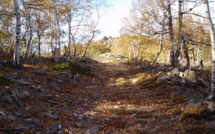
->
[0,58,215,134]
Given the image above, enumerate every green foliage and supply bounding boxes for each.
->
[0,73,13,85]
[48,63,70,71]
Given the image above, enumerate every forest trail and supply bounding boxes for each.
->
[0,61,214,134]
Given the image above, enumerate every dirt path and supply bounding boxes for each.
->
[1,62,214,134]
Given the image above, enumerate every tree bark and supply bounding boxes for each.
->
[151,34,164,66]
[179,39,190,70]
[22,0,33,60]
[204,0,215,101]
[167,0,175,67]
[175,0,183,66]
[13,0,21,67]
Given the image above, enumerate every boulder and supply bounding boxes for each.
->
[171,68,180,75]
[156,75,171,82]
[184,70,197,83]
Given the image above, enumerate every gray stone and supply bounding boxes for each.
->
[16,79,29,85]
[46,113,59,120]
[25,119,43,127]
[75,122,82,128]
[31,69,48,76]
[37,85,46,92]
[156,75,171,81]
[47,100,57,104]
[110,114,120,119]
[50,84,62,92]
[0,95,13,104]
[87,126,100,134]
[19,90,30,99]
[57,79,63,83]
[85,86,102,89]
[208,120,215,130]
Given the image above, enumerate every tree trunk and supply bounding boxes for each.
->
[151,34,164,66]
[179,39,190,70]
[175,0,183,67]
[22,0,33,60]
[204,0,215,101]
[37,33,41,57]
[13,0,21,67]
[167,0,175,67]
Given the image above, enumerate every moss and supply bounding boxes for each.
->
[180,104,208,120]
[48,63,94,76]
[48,63,70,71]
[0,73,13,85]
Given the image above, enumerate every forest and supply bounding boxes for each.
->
[1,0,215,133]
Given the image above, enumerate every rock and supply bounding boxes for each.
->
[46,113,59,120]
[184,70,197,83]
[47,100,57,104]
[203,101,215,112]
[31,69,48,76]
[101,116,109,124]
[57,79,63,83]
[75,122,82,128]
[87,126,100,134]
[0,95,13,104]
[171,68,180,75]
[198,77,211,89]
[16,79,29,85]
[96,75,105,81]
[25,119,43,127]
[156,75,171,82]
[85,86,101,89]
[110,114,120,119]
[185,100,202,109]
[50,84,62,92]
[179,72,184,77]
[19,90,30,99]
[37,85,46,92]
[208,120,215,130]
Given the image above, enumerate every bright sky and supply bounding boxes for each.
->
[96,0,132,40]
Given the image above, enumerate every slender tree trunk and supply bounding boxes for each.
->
[175,0,183,66]
[151,34,164,66]
[13,0,21,67]
[204,0,215,100]
[56,18,61,62]
[22,0,33,60]
[179,39,190,70]
[167,0,175,67]
[37,33,41,57]
[79,32,95,62]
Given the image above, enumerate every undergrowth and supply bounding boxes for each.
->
[0,73,13,85]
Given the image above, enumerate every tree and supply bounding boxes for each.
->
[22,0,33,60]
[13,0,21,67]
[204,0,215,100]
